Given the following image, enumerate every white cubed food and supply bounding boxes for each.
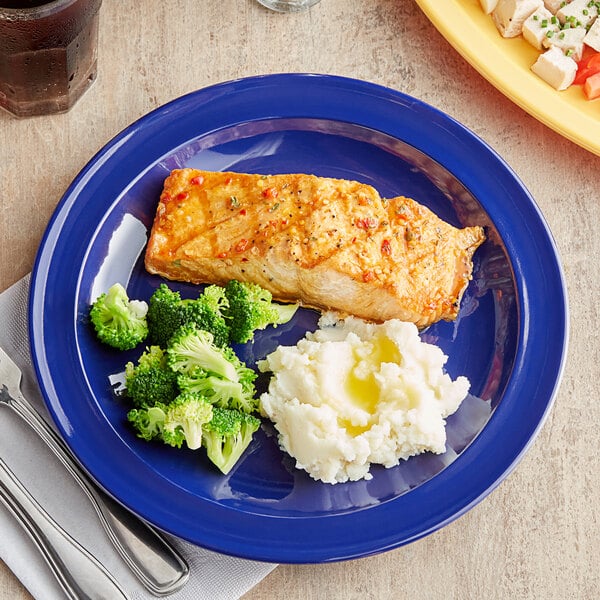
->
[531,46,578,89]
[523,7,560,49]
[480,0,500,13]
[542,25,587,60]
[493,0,544,38]
[584,17,600,52]
[556,0,599,27]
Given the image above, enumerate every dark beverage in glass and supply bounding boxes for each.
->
[0,0,102,117]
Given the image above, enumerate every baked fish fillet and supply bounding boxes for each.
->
[145,169,485,327]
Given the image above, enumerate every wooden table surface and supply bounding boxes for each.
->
[1,1,598,599]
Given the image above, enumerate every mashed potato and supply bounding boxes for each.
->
[257,314,470,484]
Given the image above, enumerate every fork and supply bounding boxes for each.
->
[0,347,190,597]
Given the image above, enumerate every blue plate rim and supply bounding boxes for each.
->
[28,73,569,563]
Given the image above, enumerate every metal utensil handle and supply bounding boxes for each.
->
[0,457,129,600]
[8,392,189,596]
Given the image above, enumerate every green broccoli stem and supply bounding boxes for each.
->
[168,328,239,382]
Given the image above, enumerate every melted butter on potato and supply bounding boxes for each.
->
[258,313,470,485]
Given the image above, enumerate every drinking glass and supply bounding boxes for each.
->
[256,0,322,12]
[0,0,102,118]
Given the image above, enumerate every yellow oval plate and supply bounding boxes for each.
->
[415,0,600,156]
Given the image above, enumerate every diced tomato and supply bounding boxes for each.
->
[580,44,598,64]
[583,71,600,100]
[574,50,600,86]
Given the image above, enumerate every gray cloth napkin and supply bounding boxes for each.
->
[0,275,276,600]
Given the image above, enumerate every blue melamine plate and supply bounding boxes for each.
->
[29,74,568,563]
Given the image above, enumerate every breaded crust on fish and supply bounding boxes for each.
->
[145,169,485,327]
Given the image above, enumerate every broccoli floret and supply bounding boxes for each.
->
[177,368,244,404]
[146,284,189,348]
[183,287,230,348]
[201,284,230,314]
[167,324,259,412]
[147,283,229,348]
[89,283,148,350]
[230,364,259,414]
[177,364,258,414]
[167,325,240,382]
[223,280,298,344]
[202,407,261,474]
[127,404,168,441]
[124,346,179,407]
[127,392,212,450]
[161,391,213,450]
